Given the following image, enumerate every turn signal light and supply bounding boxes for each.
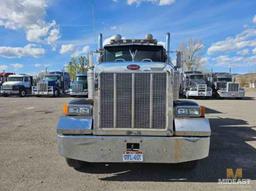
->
[200,106,206,118]
[63,103,68,115]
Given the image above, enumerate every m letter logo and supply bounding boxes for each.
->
[226,168,242,179]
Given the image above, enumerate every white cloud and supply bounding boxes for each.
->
[60,44,75,54]
[213,55,256,67]
[127,0,175,6]
[0,65,8,71]
[207,28,256,54]
[72,46,90,57]
[237,49,250,56]
[0,44,45,58]
[253,15,256,24]
[0,0,60,46]
[11,63,23,69]
[252,47,256,54]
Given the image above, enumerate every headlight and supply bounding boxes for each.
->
[63,103,92,116]
[176,106,205,118]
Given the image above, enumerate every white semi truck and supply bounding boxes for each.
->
[56,33,211,169]
[212,72,245,98]
[182,71,212,99]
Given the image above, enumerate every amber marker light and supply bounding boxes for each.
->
[63,103,69,115]
[200,106,206,118]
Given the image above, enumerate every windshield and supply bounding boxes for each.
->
[76,76,87,81]
[103,45,165,62]
[217,77,232,82]
[189,75,204,80]
[44,75,58,81]
[7,77,23,82]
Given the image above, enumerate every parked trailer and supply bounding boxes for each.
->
[181,71,212,99]
[56,33,211,169]
[1,74,33,97]
[69,73,88,97]
[212,72,245,98]
[32,71,70,97]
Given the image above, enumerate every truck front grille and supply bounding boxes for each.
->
[228,83,239,92]
[37,83,48,92]
[99,72,167,129]
[72,83,83,92]
[197,84,207,92]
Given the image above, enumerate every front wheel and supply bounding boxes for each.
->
[19,89,26,97]
[53,89,60,97]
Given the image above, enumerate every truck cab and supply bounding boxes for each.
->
[32,72,70,96]
[57,33,211,169]
[213,73,245,98]
[182,71,212,98]
[1,74,33,97]
[69,73,88,97]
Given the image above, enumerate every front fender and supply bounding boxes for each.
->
[57,116,93,135]
[174,118,211,136]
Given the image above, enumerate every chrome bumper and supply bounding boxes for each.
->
[217,90,245,98]
[0,90,19,94]
[57,135,210,163]
[69,91,88,96]
[187,90,212,97]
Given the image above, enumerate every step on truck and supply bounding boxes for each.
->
[212,72,245,98]
[1,74,33,97]
[57,33,211,169]
[182,71,212,99]
[69,73,88,97]
[32,71,70,97]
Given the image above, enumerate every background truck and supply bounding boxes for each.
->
[32,71,70,97]
[0,72,14,89]
[212,72,245,98]
[182,71,212,99]
[69,73,88,97]
[57,33,211,169]
[1,74,33,97]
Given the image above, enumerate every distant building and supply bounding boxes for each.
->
[249,80,256,88]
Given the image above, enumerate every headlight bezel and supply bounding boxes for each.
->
[175,106,204,118]
[64,103,93,116]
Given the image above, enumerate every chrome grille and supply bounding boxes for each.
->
[228,83,239,92]
[72,83,83,92]
[197,84,207,92]
[99,72,167,129]
[37,83,48,92]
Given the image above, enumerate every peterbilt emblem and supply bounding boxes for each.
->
[127,64,140,70]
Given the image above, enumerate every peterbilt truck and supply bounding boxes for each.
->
[212,72,245,98]
[182,71,212,99]
[69,73,88,97]
[1,74,33,97]
[57,33,211,169]
[32,71,70,96]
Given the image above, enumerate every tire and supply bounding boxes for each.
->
[2,93,8,97]
[19,89,26,97]
[66,158,87,170]
[53,89,60,97]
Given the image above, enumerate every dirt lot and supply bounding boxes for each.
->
[0,92,256,191]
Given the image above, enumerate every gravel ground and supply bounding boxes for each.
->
[0,92,255,191]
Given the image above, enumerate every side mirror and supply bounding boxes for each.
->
[176,51,182,69]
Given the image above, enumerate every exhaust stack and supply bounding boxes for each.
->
[165,32,170,64]
[98,33,103,51]
[87,52,94,99]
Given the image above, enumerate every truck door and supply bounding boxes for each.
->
[24,77,31,89]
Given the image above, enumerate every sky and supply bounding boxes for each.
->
[0,0,256,74]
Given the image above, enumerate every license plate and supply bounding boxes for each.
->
[123,150,143,162]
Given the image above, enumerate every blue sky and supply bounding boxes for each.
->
[0,0,256,74]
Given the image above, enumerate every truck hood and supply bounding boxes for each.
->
[2,81,23,86]
[190,79,206,86]
[95,62,168,73]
